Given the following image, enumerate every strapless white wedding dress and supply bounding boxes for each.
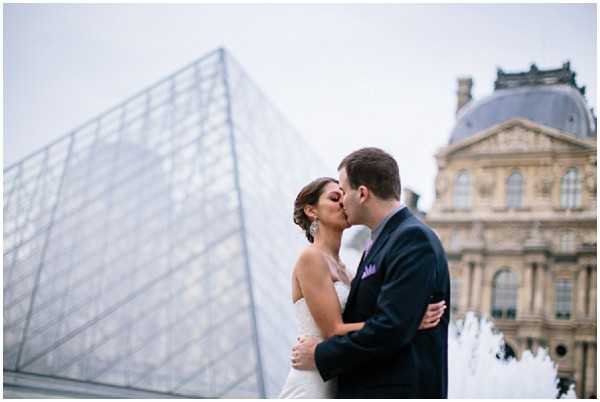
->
[279,281,350,398]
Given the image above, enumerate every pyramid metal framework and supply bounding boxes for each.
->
[4,48,326,398]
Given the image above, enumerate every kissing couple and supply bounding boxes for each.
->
[279,147,450,399]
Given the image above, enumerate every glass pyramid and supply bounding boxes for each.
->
[4,48,326,398]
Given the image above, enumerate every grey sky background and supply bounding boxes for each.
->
[4,3,596,211]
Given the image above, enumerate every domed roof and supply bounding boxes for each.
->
[449,84,596,144]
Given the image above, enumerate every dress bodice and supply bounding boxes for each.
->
[280,281,349,398]
[293,281,350,339]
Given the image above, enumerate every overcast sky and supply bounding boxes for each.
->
[4,3,596,211]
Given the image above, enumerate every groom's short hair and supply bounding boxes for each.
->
[338,147,401,200]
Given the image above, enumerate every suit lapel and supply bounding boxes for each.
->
[345,208,413,311]
[361,230,391,267]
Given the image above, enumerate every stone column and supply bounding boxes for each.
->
[470,262,483,313]
[543,264,553,319]
[480,266,492,316]
[571,269,578,319]
[576,267,587,319]
[586,343,597,398]
[460,262,470,314]
[589,267,596,318]
[574,341,584,397]
[534,263,545,315]
[465,261,473,312]
[523,263,533,316]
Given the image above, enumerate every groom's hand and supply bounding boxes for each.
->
[419,300,446,330]
[291,336,319,370]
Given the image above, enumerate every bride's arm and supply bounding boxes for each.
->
[295,249,362,339]
[344,268,446,331]
[331,303,446,336]
[331,322,364,337]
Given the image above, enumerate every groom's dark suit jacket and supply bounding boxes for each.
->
[315,208,450,399]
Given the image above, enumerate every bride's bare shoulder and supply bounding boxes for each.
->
[293,246,328,275]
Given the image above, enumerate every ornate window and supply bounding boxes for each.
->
[491,269,518,319]
[559,230,576,253]
[560,168,581,208]
[506,171,523,208]
[453,171,471,210]
[555,279,572,320]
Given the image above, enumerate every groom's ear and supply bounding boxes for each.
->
[358,185,369,203]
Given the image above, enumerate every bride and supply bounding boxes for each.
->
[279,177,445,398]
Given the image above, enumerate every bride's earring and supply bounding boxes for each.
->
[309,218,319,237]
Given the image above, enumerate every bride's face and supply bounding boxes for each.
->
[338,167,362,226]
[315,182,351,230]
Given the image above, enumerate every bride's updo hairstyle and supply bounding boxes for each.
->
[293,177,338,243]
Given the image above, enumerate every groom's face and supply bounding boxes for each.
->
[338,168,361,226]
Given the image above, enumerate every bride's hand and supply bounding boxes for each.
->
[291,336,319,370]
[418,300,446,330]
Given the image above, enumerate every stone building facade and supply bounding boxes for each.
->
[426,63,597,398]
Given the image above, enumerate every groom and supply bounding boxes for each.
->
[292,147,450,398]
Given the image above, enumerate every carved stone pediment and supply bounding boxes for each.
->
[439,119,595,159]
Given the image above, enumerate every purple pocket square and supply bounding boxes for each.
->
[361,264,377,280]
